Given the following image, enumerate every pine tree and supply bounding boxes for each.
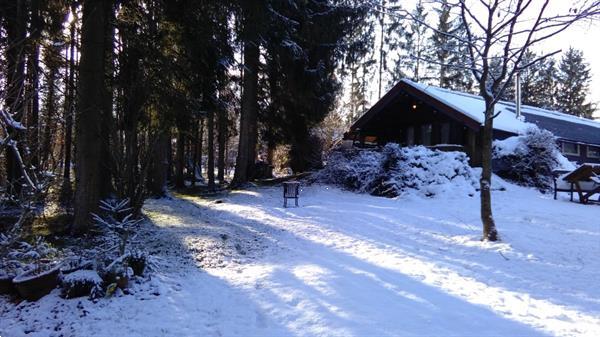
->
[384,1,406,89]
[556,47,595,118]
[519,51,557,109]
[430,3,473,92]
[73,0,114,234]
[375,0,402,98]
[341,1,375,124]
[262,0,366,172]
[529,57,558,109]
[402,0,433,83]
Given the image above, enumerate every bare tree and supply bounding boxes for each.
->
[393,0,600,240]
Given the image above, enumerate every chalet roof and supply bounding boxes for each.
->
[353,79,600,145]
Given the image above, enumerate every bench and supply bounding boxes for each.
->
[282,181,300,208]
[553,165,600,204]
[553,170,575,201]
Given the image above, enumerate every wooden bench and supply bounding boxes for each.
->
[554,165,600,204]
[553,170,575,201]
[283,181,300,208]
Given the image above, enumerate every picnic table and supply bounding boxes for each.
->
[556,164,600,204]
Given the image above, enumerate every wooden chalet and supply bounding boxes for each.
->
[345,79,600,166]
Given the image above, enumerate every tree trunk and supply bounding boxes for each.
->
[189,118,198,184]
[99,3,115,199]
[377,0,385,99]
[480,102,499,241]
[60,12,77,204]
[207,109,215,189]
[197,117,204,181]
[72,0,112,234]
[217,108,227,184]
[3,0,27,198]
[232,39,259,186]
[27,0,41,169]
[40,62,58,167]
[148,130,169,196]
[175,126,185,188]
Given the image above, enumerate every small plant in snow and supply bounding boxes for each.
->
[1,235,59,277]
[92,198,141,256]
[91,198,147,294]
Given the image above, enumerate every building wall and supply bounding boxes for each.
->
[558,140,600,164]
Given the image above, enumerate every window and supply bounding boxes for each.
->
[588,145,600,158]
[421,124,432,146]
[406,126,415,146]
[562,142,580,156]
[441,123,450,144]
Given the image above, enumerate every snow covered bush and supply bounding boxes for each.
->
[61,269,103,299]
[319,144,478,198]
[493,127,574,191]
[372,144,477,197]
[318,147,383,193]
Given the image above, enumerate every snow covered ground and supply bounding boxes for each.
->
[2,183,600,337]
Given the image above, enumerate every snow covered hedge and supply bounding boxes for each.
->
[318,144,478,198]
[493,127,574,191]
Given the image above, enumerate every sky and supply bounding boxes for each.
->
[363,1,600,119]
[541,19,600,118]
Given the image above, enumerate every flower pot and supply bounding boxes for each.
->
[13,265,61,301]
[0,274,17,295]
[116,275,129,290]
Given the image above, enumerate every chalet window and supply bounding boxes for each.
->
[421,124,432,146]
[562,142,580,156]
[588,145,600,158]
[406,126,415,146]
[441,123,450,144]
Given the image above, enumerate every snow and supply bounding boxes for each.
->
[12,265,60,283]
[62,270,103,285]
[494,132,577,171]
[319,145,479,198]
[522,104,600,130]
[404,79,534,133]
[2,184,600,337]
[493,136,524,157]
[403,78,600,138]
[401,79,600,135]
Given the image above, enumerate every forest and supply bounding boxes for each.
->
[1,0,596,237]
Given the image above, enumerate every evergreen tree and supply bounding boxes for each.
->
[430,3,473,91]
[520,52,557,109]
[340,1,375,124]
[73,0,114,233]
[384,1,406,89]
[401,0,433,83]
[232,0,266,186]
[556,47,595,118]
[529,57,558,109]
[263,0,366,171]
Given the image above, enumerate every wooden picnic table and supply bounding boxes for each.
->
[562,164,600,204]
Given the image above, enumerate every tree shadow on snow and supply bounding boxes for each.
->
[167,191,559,337]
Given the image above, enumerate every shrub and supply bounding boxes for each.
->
[319,144,478,198]
[318,147,383,193]
[61,269,103,299]
[493,127,573,191]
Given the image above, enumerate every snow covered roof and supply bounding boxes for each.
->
[402,80,531,134]
[394,79,600,144]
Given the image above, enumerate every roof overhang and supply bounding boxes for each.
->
[350,80,482,133]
